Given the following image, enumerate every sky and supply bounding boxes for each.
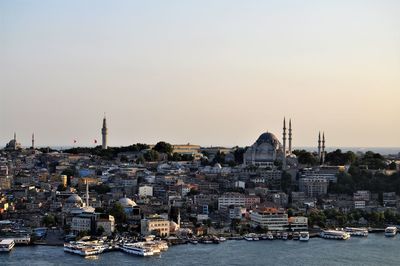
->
[1,0,400,148]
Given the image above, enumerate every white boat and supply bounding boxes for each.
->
[121,243,154,256]
[344,227,368,237]
[385,227,397,237]
[219,237,227,242]
[320,230,350,240]
[299,232,310,241]
[64,243,105,256]
[282,232,288,240]
[267,232,274,240]
[244,234,254,241]
[292,232,300,240]
[0,239,15,252]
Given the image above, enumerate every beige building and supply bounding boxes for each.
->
[0,176,12,190]
[96,215,115,236]
[141,216,170,237]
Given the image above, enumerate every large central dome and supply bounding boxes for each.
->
[255,132,280,147]
[243,131,284,167]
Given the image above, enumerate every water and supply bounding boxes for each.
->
[1,234,399,266]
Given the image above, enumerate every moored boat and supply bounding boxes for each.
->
[385,227,397,237]
[299,232,309,241]
[344,227,368,237]
[292,232,300,240]
[320,230,350,240]
[120,243,154,256]
[0,239,15,252]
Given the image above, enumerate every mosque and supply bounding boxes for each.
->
[243,118,295,169]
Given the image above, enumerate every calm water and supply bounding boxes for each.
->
[1,234,399,266]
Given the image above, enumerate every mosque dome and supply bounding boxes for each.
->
[119,197,137,208]
[66,194,83,204]
[255,132,280,148]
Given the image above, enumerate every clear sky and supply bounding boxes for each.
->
[1,0,399,148]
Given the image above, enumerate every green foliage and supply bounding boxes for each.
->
[143,150,159,161]
[281,171,292,193]
[169,152,194,161]
[325,149,356,165]
[64,143,149,160]
[212,151,225,164]
[109,203,127,224]
[292,150,318,166]
[153,141,173,154]
[93,184,111,194]
[42,214,56,227]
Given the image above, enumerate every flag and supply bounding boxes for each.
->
[94,139,97,144]
[73,140,77,143]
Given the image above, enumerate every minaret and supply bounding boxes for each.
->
[13,132,17,150]
[86,180,89,207]
[101,115,108,149]
[288,119,292,154]
[282,118,287,170]
[32,133,35,149]
[177,209,181,229]
[318,132,321,162]
[321,132,326,165]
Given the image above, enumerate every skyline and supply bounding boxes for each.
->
[1,1,400,147]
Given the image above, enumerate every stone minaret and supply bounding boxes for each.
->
[318,132,321,162]
[282,118,287,170]
[13,132,17,150]
[86,180,89,207]
[288,119,292,154]
[321,132,326,165]
[32,133,35,149]
[101,116,108,149]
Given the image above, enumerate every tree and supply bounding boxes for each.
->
[153,141,173,154]
[42,214,56,227]
[109,203,126,224]
[292,150,318,165]
[96,226,105,236]
[143,150,159,161]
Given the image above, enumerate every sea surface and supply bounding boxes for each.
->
[1,233,399,266]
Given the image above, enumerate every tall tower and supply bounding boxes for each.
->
[288,119,292,154]
[86,180,89,207]
[101,116,108,149]
[317,132,321,162]
[282,118,287,170]
[13,132,17,150]
[321,132,326,165]
[32,133,35,149]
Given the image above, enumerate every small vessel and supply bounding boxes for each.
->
[189,239,198,244]
[244,234,253,241]
[385,227,397,237]
[344,227,368,237]
[267,232,274,240]
[292,232,300,240]
[219,237,227,242]
[275,232,282,239]
[299,232,310,241]
[0,239,15,252]
[320,230,350,240]
[121,243,154,256]
[282,232,288,240]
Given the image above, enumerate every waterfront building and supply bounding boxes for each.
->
[140,216,170,237]
[96,215,115,236]
[383,192,397,207]
[250,207,289,231]
[288,216,308,231]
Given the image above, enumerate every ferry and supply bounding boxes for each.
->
[320,230,350,240]
[64,242,105,256]
[344,227,368,237]
[120,243,154,256]
[0,239,15,252]
[385,227,397,237]
[299,232,310,241]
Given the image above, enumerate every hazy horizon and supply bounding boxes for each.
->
[1,1,400,148]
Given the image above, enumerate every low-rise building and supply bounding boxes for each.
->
[250,208,288,231]
[141,216,170,237]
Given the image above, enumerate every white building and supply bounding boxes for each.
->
[96,215,115,236]
[139,185,153,197]
[218,193,260,210]
[141,216,170,237]
[299,177,329,197]
[250,208,288,231]
[288,216,308,230]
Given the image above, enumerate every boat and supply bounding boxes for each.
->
[282,232,288,240]
[275,232,282,239]
[385,227,397,237]
[64,242,105,256]
[320,230,350,240]
[219,237,227,242]
[244,234,253,241]
[267,232,274,240]
[0,239,15,252]
[292,232,300,240]
[344,227,368,237]
[299,232,309,241]
[120,243,154,256]
[189,239,198,244]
